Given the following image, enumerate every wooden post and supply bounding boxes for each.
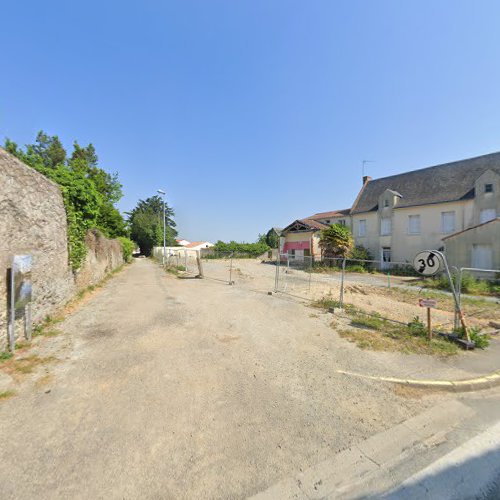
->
[427,307,432,341]
[196,251,204,278]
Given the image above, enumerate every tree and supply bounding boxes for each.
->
[4,131,128,269]
[128,195,177,255]
[265,228,280,248]
[319,224,354,260]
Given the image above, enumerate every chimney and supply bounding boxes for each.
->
[362,175,372,185]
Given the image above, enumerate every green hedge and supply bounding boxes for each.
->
[118,237,135,262]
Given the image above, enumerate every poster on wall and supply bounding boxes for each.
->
[12,254,33,319]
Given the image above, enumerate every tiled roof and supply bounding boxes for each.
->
[351,152,500,214]
[185,241,210,248]
[298,218,330,230]
[308,209,351,219]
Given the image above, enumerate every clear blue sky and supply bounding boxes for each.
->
[2,1,500,242]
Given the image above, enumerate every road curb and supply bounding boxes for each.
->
[336,369,500,392]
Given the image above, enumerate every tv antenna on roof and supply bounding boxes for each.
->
[362,160,375,177]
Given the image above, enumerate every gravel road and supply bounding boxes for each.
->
[0,259,441,499]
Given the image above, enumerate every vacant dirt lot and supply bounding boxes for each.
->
[201,258,500,333]
[0,258,457,499]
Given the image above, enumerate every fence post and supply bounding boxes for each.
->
[196,251,204,278]
[339,258,346,308]
[24,303,32,342]
[274,252,280,292]
[184,250,188,272]
[308,256,312,292]
[229,252,234,285]
[455,267,463,331]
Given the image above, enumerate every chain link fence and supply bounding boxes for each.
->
[272,253,500,340]
[274,254,418,304]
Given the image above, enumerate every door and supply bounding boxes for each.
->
[381,247,391,270]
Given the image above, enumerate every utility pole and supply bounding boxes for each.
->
[157,189,166,265]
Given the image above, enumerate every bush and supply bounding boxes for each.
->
[423,272,500,297]
[118,237,135,262]
[345,264,367,273]
[212,240,270,257]
[455,326,490,349]
[407,316,427,337]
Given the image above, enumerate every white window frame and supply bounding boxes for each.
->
[358,219,367,237]
[380,217,392,236]
[441,211,456,234]
[408,214,421,235]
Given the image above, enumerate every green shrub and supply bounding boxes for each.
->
[407,316,427,337]
[348,245,372,270]
[212,240,270,257]
[424,272,499,297]
[118,237,135,262]
[345,264,366,273]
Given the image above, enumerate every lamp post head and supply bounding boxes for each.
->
[157,189,166,195]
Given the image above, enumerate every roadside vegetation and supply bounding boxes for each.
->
[128,196,177,256]
[209,240,270,258]
[415,272,500,298]
[5,132,131,270]
[312,296,470,356]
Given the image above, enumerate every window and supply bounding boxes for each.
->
[380,217,392,235]
[325,219,330,224]
[358,220,367,237]
[472,245,493,269]
[441,211,456,234]
[480,209,496,223]
[304,249,311,257]
[408,215,421,234]
[384,199,389,207]
[289,249,295,257]
[485,183,493,193]
[338,219,346,226]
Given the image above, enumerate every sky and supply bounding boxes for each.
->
[2,0,500,242]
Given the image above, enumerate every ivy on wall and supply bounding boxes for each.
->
[4,132,128,271]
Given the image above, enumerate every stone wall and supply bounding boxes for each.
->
[0,148,74,350]
[0,148,124,351]
[75,230,124,290]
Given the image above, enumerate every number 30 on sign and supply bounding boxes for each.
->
[413,251,442,276]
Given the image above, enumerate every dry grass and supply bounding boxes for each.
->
[337,326,458,356]
[0,390,15,400]
[2,354,57,377]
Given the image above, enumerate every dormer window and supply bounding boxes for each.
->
[384,199,389,207]
[485,183,493,193]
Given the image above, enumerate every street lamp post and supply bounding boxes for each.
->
[157,189,166,265]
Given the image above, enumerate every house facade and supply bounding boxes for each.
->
[280,152,500,268]
[350,153,500,267]
[280,210,350,261]
[443,218,499,270]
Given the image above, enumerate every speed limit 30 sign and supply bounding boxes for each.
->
[413,251,442,276]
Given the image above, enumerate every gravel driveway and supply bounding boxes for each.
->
[0,259,439,499]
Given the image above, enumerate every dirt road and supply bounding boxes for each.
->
[0,259,444,498]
